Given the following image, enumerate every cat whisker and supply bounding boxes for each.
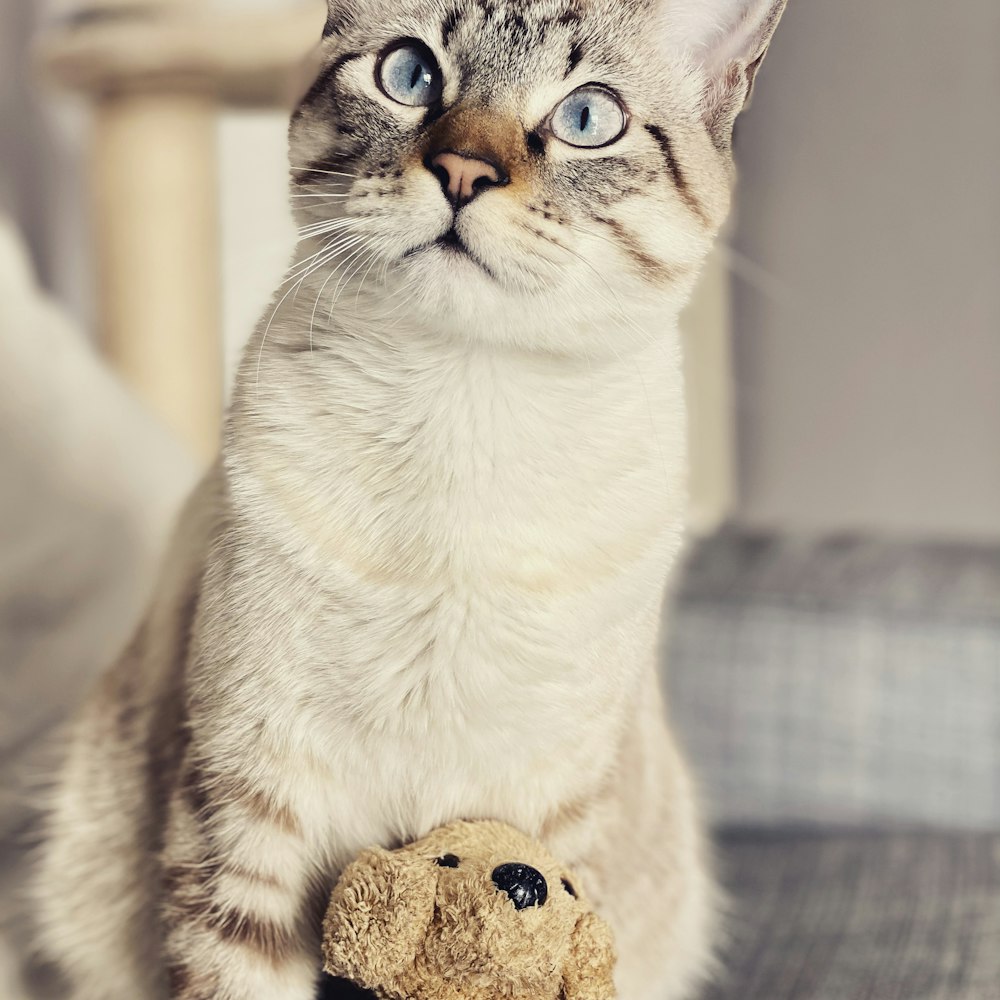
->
[353,244,388,310]
[286,227,367,279]
[279,237,341,288]
[308,234,378,347]
[257,267,316,393]
[325,241,381,322]
[297,217,362,239]
[288,164,358,179]
[281,244,341,289]
[257,230,373,384]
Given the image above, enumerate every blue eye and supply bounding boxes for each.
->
[377,40,443,107]
[550,86,628,148]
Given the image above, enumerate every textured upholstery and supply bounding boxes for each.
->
[666,532,1000,829]
[706,830,1000,1000]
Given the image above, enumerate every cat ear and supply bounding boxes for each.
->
[664,0,788,144]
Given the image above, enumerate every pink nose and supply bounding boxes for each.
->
[429,151,505,207]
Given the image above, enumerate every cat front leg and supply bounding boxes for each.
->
[160,755,323,1000]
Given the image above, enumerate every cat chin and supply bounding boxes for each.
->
[375,264,669,359]
[402,236,500,285]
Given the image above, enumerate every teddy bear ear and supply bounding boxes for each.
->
[561,912,618,1000]
[322,847,438,992]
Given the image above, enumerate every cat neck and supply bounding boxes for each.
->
[227,294,690,594]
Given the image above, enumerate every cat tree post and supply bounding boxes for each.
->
[92,86,221,464]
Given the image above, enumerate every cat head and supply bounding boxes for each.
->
[289,0,786,355]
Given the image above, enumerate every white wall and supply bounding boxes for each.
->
[731,0,1000,541]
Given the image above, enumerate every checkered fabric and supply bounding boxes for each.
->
[706,829,1000,1000]
[665,532,1000,829]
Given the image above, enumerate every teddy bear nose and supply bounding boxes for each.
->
[491,863,548,910]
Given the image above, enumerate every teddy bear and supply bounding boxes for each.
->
[321,820,618,1000]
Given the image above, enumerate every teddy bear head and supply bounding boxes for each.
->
[322,820,617,1000]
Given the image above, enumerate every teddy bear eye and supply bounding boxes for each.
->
[436,854,460,868]
[561,878,577,897]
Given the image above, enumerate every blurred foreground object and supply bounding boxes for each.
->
[0,212,197,999]
[38,0,326,463]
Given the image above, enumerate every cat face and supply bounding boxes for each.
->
[289,0,785,353]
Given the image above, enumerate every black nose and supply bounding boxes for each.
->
[491,863,548,910]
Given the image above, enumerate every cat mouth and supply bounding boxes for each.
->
[403,227,497,280]
[435,227,465,251]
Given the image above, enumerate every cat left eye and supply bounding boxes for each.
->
[549,85,628,149]
[376,39,443,107]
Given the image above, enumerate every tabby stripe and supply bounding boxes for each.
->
[180,764,214,821]
[225,776,303,837]
[591,214,677,284]
[163,860,219,895]
[167,889,297,966]
[178,762,303,837]
[323,8,351,38]
[294,51,364,117]
[221,863,285,890]
[165,877,213,921]
[567,41,585,76]
[441,6,462,46]
[166,963,189,993]
[644,124,709,227]
[214,907,297,963]
[166,962,218,999]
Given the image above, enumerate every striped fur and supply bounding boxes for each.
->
[34,1,786,998]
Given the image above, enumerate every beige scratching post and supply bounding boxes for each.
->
[93,86,222,464]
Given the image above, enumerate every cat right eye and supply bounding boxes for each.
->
[376,39,443,108]
[549,85,628,149]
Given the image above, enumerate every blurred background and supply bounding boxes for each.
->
[1,1,997,998]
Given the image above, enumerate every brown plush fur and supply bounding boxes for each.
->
[323,821,617,1000]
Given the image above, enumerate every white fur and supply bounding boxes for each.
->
[229,307,689,855]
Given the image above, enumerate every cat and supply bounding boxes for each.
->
[34,1,786,998]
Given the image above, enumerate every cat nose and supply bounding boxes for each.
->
[491,863,548,910]
[426,150,507,208]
